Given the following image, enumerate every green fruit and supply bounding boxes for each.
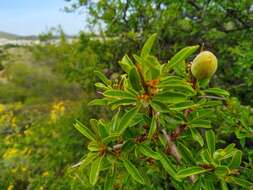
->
[191,51,218,80]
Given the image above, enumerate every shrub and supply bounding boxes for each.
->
[74,34,253,189]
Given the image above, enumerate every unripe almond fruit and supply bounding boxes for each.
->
[191,51,217,80]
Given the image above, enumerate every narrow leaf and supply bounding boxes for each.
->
[122,159,145,184]
[220,180,228,190]
[204,88,230,97]
[190,128,204,147]
[141,33,157,58]
[215,166,229,177]
[104,172,114,190]
[148,117,157,140]
[176,166,208,179]
[118,107,138,134]
[88,99,107,106]
[226,176,253,189]
[72,152,97,169]
[128,67,142,91]
[74,120,96,141]
[177,142,195,164]
[119,55,135,73]
[138,144,160,160]
[153,91,187,104]
[205,130,216,156]
[89,156,103,186]
[189,119,211,128]
[88,141,100,152]
[104,90,136,100]
[163,45,199,73]
[158,152,176,177]
[229,150,242,168]
[94,70,111,86]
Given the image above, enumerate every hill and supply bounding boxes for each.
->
[0,31,20,39]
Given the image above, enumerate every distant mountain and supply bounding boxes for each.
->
[0,31,21,40]
[0,31,76,41]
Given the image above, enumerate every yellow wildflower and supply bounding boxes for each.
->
[42,171,49,177]
[7,185,14,190]
[3,148,18,159]
[50,101,65,122]
[0,104,5,112]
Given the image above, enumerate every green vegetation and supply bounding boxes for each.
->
[0,0,253,189]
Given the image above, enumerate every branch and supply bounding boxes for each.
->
[162,129,181,162]
[186,0,201,11]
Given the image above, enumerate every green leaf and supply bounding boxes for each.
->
[128,67,142,91]
[133,54,160,80]
[169,101,196,111]
[141,33,157,58]
[111,109,121,132]
[189,119,211,128]
[190,128,204,147]
[205,130,216,156]
[138,144,160,160]
[88,141,100,152]
[102,133,120,144]
[158,152,176,177]
[109,98,136,109]
[176,166,208,179]
[104,90,136,100]
[220,180,228,190]
[94,70,111,86]
[214,144,236,161]
[74,120,96,141]
[88,99,107,106]
[191,179,201,190]
[159,82,196,95]
[78,152,97,170]
[215,166,229,177]
[226,176,253,189]
[95,82,109,90]
[89,156,103,186]
[119,55,135,73]
[143,55,161,80]
[163,45,199,73]
[153,91,187,104]
[159,76,183,85]
[229,150,242,168]
[118,107,139,134]
[148,117,157,140]
[122,159,145,184]
[104,172,114,190]
[150,101,169,113]
[203,88,230,97]
[177,142,195,164]
[202,179,215,190]
[200,149,213,163]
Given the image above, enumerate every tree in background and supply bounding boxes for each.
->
[66,0,253,105]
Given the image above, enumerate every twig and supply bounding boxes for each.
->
[71,161,83,168]
[162,129,181,162]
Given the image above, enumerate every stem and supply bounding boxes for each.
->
[107,142,124,151]
[162,129,181,162]
[136,64,149,93]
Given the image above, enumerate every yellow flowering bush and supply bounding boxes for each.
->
[50,101,65,122]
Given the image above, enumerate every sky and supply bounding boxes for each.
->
[0,0,87,36]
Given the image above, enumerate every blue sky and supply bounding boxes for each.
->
[0,0,87,35]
